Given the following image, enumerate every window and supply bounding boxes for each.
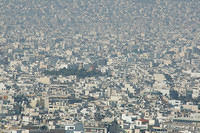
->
[69,126,75,130]
[65,126,75,130]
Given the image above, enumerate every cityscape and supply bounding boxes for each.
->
[0,0,200,133]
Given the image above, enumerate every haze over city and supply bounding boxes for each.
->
[0,0,200,133]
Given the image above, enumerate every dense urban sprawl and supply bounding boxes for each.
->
[0,0,200,133]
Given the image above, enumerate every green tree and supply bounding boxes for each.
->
[109,120,125,133]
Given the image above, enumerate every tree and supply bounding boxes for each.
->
[40,125,48,130]
[13,103,23,115]
[94,112,105,121]
[169,89,179,100]
[108,120,125,133]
